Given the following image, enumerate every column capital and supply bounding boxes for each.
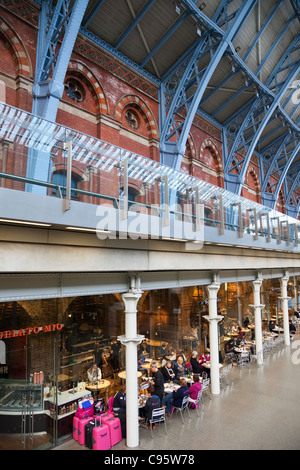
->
[253,278,263,288]
[280,275,289,286]
[203,315,223,323]
[117,334,144,346]
[122,289,143,309]
[206,282,220,298]
[249,304,265,310]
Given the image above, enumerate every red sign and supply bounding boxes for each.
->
[0,323,63,340]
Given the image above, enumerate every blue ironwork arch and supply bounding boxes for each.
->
[159,0,257,170]
[223,33,300,195]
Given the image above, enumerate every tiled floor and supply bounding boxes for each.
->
[54,338,300,451]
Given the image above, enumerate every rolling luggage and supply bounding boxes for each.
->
[92,416,111,450]
[85,419,96,449]
[100,412,114,424]
[78,415,94,446]
[117,410,126,438]
[73,415,80,441]
[106,416,122,446]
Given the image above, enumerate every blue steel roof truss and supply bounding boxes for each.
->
[30,0,300,215]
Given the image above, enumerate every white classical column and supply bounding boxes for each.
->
[203,279,223,395]
[250,276,264,365]
[118,282,144,448]
[280,274,291,346]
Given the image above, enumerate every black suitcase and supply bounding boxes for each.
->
[85,419,95,449]
[117,411,126,438]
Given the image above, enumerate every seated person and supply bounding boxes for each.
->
[162,378,190,414]
[237,327,244,340]
[138,352,146,371]
[174,356,186,379]
[160,343,168,356]
[87,363,102,382]
[224,339,238,363]
[140,386,161,427]
[188,374,202,401]
[269,321,277,334]
[113,385,126,413]
[161,360,177,383]
[289,319,296,337]
[190,351,202,374]
[232,335,242,348]
[225,339,235,354]
[199,350,210,367]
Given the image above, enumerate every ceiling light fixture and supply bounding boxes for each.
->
[173,1,181,14]
[0,219,51,227]
[66,226,111,233]
[196,24,202,36]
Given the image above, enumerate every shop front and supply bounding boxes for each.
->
[0,278,290,449]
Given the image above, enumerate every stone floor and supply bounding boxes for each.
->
[54,337,300,451]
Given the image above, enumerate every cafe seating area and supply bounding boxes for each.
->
[56,324,300,451]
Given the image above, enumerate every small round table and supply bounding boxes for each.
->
[85,379,111,400]
[118,371,143,380]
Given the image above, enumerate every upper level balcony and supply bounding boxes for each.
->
[0,102,299,254]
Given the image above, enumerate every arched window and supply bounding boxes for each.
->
[118,186,140,209]
[52,171,81,199]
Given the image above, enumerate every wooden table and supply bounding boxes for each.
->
[202,362,223,369]
[85,379,111,400]
[118,371,143,380]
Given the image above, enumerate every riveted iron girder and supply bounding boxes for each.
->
[159,0,258,170]
[224,33,300,196]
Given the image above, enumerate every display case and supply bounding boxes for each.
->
[0,379,43,412]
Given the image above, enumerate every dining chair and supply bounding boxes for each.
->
[201,378,212,401]
[148,407,167,438]
[188,390,203,417]
[219,366,229,388]
[170,395,191,424]
[237,352,250,368]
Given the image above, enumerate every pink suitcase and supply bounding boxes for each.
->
[106,417,122,446]
[92,418,111,450]
[100,412,114,424]
[78,415,94,446]
[73,415,80,441]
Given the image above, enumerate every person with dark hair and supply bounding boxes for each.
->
[140,386,161,428]
[161,360,177,383]
[188,374,202,401]
[289,319,296,338]
[113,384,126,413]
[150,362,164,403]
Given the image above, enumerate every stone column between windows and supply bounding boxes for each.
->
[203,280,223,395]
[118,287,144,448]
[279,274,291,347]
[249,277,264,365]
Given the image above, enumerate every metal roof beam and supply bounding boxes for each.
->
[141,10,190,67]
[82,0,106,28]
[224,33,300,194]
[160,0,257,169]
[114,0,156,50]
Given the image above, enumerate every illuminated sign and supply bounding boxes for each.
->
[0,323,63,340]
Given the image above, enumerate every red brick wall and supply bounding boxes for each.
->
[0,2,292,213]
